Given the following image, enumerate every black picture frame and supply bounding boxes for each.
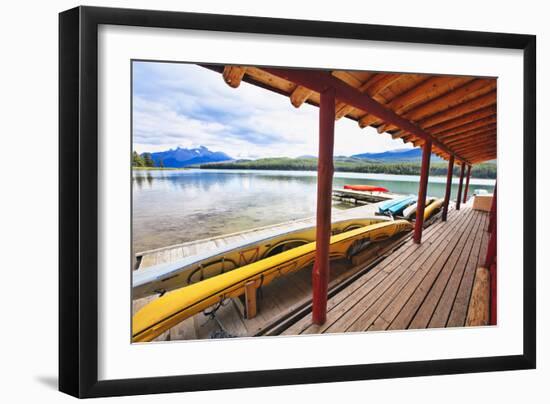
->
[59,6,536,398]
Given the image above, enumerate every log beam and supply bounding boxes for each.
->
[312,87,336,325]
[429,106,497,134]
[222,66,247,88]
[382,79,496,132]
[456,162,465,210]
[418,92,496,129]
[463,165,472,203]
[290,85,314,108]
[435,116,497,138]
[442,155,455,222]
[414,140,432,243]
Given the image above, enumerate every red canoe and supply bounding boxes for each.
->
[344,184,389,193]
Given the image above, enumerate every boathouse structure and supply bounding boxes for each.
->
[212,65,497,327]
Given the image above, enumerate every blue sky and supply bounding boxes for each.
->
[132,61,413,158]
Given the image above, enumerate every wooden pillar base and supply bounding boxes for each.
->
[244,280,258,319]
[466,267,490,326]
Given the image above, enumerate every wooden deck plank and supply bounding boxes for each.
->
[477,219,490,267]
[447,213,488,327]
[281,208,459,336]
[341,208,475,333]
[407,210,482,329]
[427,210,485,328]
[387,209,481,330]
[298,208,467,335]
[370,208,480,331]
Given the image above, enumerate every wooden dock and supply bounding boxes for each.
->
[332,188,400,205]
[280,200,489,335]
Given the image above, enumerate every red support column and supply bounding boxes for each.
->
[441,155,455,222]
[484,186,497,325]
[312,87,335,325]
[488,183,497,233]
[413,140,432,244]
[456,162,465,210]
[463,165,472,204]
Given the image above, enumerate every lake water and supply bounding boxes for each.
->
[133,169,495,252]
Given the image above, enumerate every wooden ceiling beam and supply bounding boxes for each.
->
[447,134,495,149]
[361,76,467,129]
[445,129,496,146]
[419,91,497,129]
[470,154,497,164]
[381,79,496,132]
[411,129,495,148]
[222,66,247,88]
[429,106,497,134]
[290,85,314,108]
[452,141,496,155]
[435,116,497,138]
[465,151,497,164]
[469,148,497,159]
[412,129,495,150]
[437,124,496,142]
[261,67,470,163]
[335,73,401,121]
[389,101,497,140]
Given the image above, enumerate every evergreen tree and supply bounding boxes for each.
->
[142,152,154,167]
[132,151,144,167]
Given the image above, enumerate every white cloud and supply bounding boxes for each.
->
[132,62,412,157]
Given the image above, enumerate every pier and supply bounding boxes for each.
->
[332,188,402,205]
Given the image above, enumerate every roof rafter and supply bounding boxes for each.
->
[261,67,471,164]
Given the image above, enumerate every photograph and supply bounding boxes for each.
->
[130,61,497,343]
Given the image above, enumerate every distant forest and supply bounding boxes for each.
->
[133,151,163,168]
[200,157,497,179]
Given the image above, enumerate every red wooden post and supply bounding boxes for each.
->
[441,155,455,222]
[489,262,497,325]
[312,87,335,325]
[413,140,432,244]
[456,162,465,210]
[485,214,497,268]
[488,183,497,233]
[463,165,472,204]
[485,187,497,325]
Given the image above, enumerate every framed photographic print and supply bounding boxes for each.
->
[59,6,536,398]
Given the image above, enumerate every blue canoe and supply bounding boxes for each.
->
[379,195,417,216]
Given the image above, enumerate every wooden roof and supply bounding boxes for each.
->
[203,65,497,165]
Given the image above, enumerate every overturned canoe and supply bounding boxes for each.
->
[422,198,445,220]
[379,195,416,216]
[133,216,391,299]
[402,197,437,219]
[344,184,389,192]
[132,219,413,342]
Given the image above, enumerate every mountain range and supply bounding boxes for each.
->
[142,146,448,167]
[147,146,232,168]
[351,148,444,163]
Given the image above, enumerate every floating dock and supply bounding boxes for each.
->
[332,188,401,205]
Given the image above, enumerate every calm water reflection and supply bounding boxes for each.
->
[133,169,495,252]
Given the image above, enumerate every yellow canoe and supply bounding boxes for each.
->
[423,198,445,221]
[132,220,412,342]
